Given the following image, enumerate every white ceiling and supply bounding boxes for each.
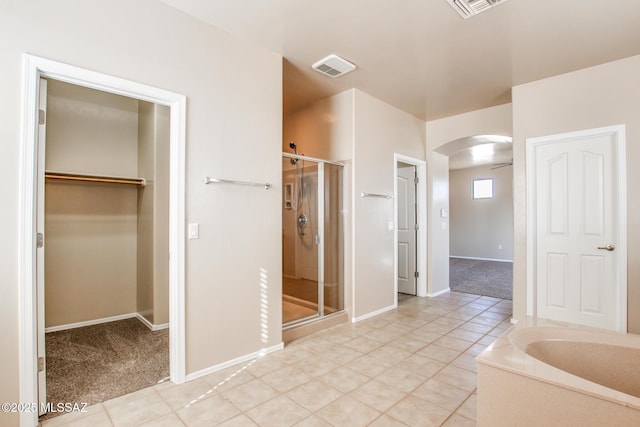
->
[160,0,640,121]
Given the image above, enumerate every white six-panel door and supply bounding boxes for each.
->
[397,164,417,295]
[529,126,626,331]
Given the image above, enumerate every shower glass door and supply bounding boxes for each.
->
[322,163,344,316]
[282,155,343,326]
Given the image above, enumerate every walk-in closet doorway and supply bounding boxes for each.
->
[39,78,172,415]
[19,55,186,427]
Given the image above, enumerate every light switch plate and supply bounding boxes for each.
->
[188,223,199,239]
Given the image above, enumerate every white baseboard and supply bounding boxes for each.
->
[427,287,451,297]
[185,342,284,382]
[351,303,396,323]
[136,313,169,331]
[45,312,137,333]
[45,312,169,333]
[450,256,513,263]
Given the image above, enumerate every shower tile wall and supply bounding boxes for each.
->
[282,165,318,282]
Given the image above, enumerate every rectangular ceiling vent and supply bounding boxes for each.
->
[312,54,356,78]
[447,0,508,19]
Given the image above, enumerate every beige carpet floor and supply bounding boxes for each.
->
[43,317,169,418]
[449,257,513,300]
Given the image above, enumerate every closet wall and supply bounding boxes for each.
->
[44,80,168,329]
[137,102,170,327]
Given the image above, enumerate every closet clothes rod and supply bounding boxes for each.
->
[361,192,392,199]
[204,176,272,190]
[45,171,146,187]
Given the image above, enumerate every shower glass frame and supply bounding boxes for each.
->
[282,153,344,327]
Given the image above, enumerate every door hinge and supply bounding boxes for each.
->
[414,223,419,231]
[38,109,46,125]
[414,176,419,184]
[38,357,45,372]
[414,271,419,278]
[36,232,44,248]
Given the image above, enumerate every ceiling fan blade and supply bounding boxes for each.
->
[490,158,513,170]
[490,163,511,170]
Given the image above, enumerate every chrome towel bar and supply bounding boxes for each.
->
[361,192,392,199]
[204,177,272,190]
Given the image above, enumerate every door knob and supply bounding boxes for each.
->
[597,244,615,252]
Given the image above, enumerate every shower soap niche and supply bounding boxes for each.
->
[284,183,293,209]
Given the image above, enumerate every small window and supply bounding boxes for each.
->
[473,178,493,199]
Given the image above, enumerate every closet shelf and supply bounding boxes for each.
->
[45,171,146,187]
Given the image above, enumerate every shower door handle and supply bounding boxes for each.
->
[315,235,320,245]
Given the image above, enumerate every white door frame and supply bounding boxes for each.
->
[19,54,186,427]
[525,124,627,330]
[394,154,427,304]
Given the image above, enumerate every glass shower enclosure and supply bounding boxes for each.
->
[282,154,344,326]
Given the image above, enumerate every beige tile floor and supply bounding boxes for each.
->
[41,292,512,427]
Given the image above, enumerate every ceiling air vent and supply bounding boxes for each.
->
[312,54,356,78]
[447,0,508,19]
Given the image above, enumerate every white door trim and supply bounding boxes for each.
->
[19,54,187,427]
[525,124,627,330]
[393,154,428,304]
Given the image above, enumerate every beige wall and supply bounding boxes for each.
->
[428,152,450,295]
[1,1,282,424]
[44,80,139,328]
[45,184,138,326]
[352,90,426,317]
[512,55,640,331]
[137,101,154,323]
[283,90,354,161]
[137,101,170,326]
[45,80,139,176]
[426,104,513,295]
[153,104,170,326]
[449,165,514,261]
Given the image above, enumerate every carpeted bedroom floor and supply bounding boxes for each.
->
[449,257,513,300]
[43,317,169,418]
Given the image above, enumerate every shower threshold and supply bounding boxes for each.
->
[282,294,341,325]
[282,310,348,343]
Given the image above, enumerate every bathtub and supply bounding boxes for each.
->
[477,318,640,427]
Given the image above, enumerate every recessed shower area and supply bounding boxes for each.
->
[282,150,345,327]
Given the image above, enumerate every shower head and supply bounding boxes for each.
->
[289,141,299,164]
